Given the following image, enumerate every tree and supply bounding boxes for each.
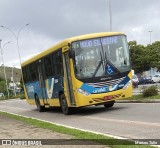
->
[146,41,160,71]
[129,41,151,74]
[0,80,7,95]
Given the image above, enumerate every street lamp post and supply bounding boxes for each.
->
[0,24,29,66]
[12,65,16,97]
[148,30,152,44]
[0,40,10,98]
[108,0,112,31]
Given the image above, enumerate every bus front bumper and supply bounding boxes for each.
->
[75,83,132,107]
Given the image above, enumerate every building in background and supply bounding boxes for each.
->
[146,67,160,77]
[0,66,21,93]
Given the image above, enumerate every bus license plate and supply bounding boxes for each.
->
[104,96,113,100]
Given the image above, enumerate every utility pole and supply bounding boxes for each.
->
[148,30,152,44]
[109,0,112,31]
[12,65,16,97]
[0,24,29,67]
[0,40,10,98]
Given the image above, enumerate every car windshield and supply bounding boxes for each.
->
[72,35,131,79]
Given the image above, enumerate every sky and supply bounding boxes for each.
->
[0,0,160,68]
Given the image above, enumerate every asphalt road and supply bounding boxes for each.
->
[0,99,160,139]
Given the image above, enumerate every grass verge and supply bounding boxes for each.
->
[128,94,160,100]
[0,111,154,148]
[0,93,25,101]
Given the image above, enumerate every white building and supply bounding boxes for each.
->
[146,67,160,76]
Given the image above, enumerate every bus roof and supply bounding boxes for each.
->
[21,32,124,67]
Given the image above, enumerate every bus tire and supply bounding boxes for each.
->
[104,101,115,108]
[59,94,72,115]
[35,95,45,112]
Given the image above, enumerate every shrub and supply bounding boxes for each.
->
[10,93,26,99]
[142,85,158,97]
[18,93,26,99]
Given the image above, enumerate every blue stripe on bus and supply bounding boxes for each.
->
[80,76,130,94]
[25,76,63,99]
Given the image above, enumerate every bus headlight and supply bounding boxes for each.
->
[77,88,91,96]
[123,80,132,90]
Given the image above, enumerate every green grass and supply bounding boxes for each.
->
[0,97,17,101]
[128,94,160,100]
[0,93,25,101]
[0,111,154,148]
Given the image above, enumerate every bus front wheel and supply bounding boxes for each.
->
[59,94,72,115]
[35,95,45,112]
[104,101,115,108]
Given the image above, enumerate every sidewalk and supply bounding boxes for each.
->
[0,115,107,148]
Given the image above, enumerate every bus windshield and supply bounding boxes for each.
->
[72,35,131,79]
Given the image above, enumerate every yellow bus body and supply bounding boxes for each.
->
[22,32,132,109]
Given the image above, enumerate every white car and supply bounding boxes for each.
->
[132,74,139,88]
[151,74,160,83]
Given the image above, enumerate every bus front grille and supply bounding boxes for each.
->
[87,77,125,88]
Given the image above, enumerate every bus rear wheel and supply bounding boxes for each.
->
[35,95,45,112]
[104,101,115,108]
[59,94,72,115]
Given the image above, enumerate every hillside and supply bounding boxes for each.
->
[0,66,21,82]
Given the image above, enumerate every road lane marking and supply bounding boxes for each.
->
[0,99,25,104]
[84,116,160,127]
[0,99,25,102]
[0,105,29,111]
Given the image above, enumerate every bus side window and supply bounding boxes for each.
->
[30,63,38,81]
[52,50,63,76]
[44,55,53,78]
[56,51,63,75]
[22,67,27,83]
[26,66,31,83]
[52,53,56,76]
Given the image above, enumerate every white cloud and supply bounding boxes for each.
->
[1,30,59,68]
[0,0,160,68]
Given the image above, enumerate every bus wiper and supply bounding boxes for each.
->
[92,51,103,77]
[104,51,108,66]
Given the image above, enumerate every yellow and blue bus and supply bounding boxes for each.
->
[21,32,132,115]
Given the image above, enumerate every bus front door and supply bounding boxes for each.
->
[63,52,76,106]
[37,61,49,106]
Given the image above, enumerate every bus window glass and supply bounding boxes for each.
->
[22,67,27,83]
[52,50,63,76]
[72,35,131,79]
[25,66,31,82]
[30,63,38,81]
[44,55,53,78]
